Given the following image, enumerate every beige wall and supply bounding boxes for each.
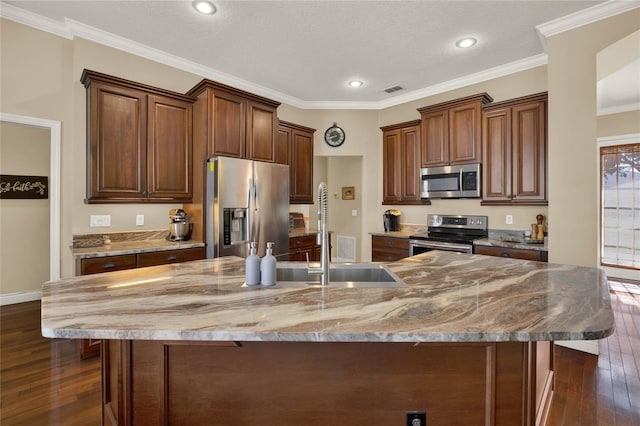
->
[0,122,50,294]
[326,156,363,261]
[1,19,203,278]
[598,110,640,137]
[548,9,640,267]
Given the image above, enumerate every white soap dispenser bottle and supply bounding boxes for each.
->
[260,242,277,286]
[245,242,261,286]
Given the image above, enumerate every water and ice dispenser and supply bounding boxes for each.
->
[223,208,247,246]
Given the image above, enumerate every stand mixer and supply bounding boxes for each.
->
[168,209,192,241]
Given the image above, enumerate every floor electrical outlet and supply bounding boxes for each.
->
[406,411,426,426]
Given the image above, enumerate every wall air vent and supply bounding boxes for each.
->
[384,85,403,94]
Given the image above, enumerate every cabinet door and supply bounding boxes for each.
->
[290,128,314,204]
[420,110,448,167]
[246,101,277,162]
[371,236,409,262]
[209,89,245,158]
[147,95,193,201]
[482,108,512,202]
[382,129,401,203]
[401,125,421,201]
[87,82,147,201]
[449,102,482,164]
[512,101,546,203]
[289,235,316,261]
[275,125,291,165]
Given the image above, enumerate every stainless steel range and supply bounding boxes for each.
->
[409,214,488,256]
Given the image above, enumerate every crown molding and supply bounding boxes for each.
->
[536,0,640,50]
[0,2,72,38]
[598,102,640,116]
[2,1,636,110]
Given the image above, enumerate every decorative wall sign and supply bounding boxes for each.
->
[0,175,49,199]
[341,186,355,200]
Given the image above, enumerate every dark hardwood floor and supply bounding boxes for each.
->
[1,278,638,425]
[0,301,101,425]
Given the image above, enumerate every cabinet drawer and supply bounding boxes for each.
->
[371,236,409,251]
[289,235,316,249]
[372,248,409,262]
[474,245,547,262]
[79,255,137,275]
[137,247,205,268]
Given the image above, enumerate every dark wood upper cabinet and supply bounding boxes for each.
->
[380,120,425,205]
[278,120,316,204]
[81,69,194,203]
[186,79,280,162]
[418,93,493,167]
[482,92,547,206]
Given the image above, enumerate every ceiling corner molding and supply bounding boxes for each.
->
[536,0,640,39]
[0,2,72,39]
[598,102,640,116]
[375,54,549,110]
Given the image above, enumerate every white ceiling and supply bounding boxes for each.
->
[2,0,639,109]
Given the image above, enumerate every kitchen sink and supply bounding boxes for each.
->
[243,262,408,288]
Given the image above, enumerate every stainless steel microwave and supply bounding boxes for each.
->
[420,163,481,199]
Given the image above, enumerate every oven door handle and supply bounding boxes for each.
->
[409,239,473,253]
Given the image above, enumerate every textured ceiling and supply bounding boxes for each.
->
[3,0,632,107]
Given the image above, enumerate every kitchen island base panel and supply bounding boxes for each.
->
[102,340,553,426]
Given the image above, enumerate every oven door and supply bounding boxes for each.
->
[409,239,473,256]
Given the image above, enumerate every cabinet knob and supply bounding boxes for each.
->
[500,253,512,258]
[103,262,117,269]
[167,255,178,261]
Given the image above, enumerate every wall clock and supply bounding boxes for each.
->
[324,122,345,147]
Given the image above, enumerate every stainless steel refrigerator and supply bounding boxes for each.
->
[205,157,290,260]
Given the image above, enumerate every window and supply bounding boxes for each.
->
[600,143,640,270]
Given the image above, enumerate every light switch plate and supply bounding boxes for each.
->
[136,214,144,226]
[352,210,358,217]
[90,215,111,227]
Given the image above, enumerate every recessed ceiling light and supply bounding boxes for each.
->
[193,0,216,15]
[455,37,477,48]
[348,80,363,88]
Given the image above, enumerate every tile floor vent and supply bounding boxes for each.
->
[384,85,403,93]
[335,235,356,262]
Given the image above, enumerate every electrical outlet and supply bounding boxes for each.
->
[351,209,358,217]
[506,214,513,225]
[90,215,111,227]
[406,411,426,426]
[136,214,144,226]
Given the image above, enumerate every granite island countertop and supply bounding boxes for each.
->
[41,251,613,343]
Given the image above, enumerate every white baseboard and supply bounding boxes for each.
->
[0,290,42,306]
[555,340,599,355]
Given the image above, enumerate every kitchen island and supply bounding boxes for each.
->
[41,252,614,426]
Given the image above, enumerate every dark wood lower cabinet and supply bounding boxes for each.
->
[474,245,548,262]
[102,339,553,425]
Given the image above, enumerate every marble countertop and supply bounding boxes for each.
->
[473,238,548,252]
[41,252,613,343]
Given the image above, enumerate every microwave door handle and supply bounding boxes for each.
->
[459,169,464,191]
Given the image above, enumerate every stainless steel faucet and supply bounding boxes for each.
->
[308,182,330,286]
